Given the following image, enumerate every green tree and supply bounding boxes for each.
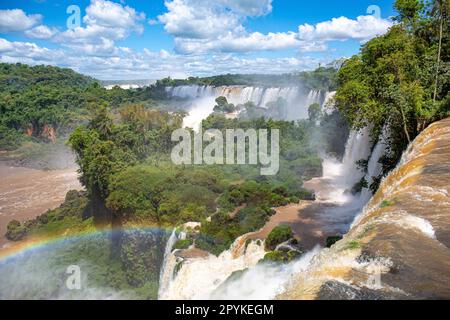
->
[213,96,236,113]
[308,103,322,123]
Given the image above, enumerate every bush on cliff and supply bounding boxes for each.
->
[265,225,293,251]
[5,220,28,241]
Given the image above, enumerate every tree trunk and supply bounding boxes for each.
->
[433,11,444,102]
[399,104,412,144]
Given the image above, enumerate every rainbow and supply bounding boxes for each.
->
[0,225,175,263]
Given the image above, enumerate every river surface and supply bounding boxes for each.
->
[0,162,82,248]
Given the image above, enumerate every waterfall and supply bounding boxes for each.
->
[322,91,336,115]
[159,235,266,300]
[319,126,372,204]
[358,127,388,204]
[158,229,178,299]
[166,85,327,129]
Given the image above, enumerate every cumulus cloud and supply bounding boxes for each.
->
[25,25,58,39]
[0,38,63,64]
[84,0,145,33]
[158,0,241,39]
[298,15,393,42]
[0,9,42,33]
[56,0,146,55]
[159,0,392,55]
[175,31,303,54]
[0,1,394,79]
[158,0,273,40]
[0,37,325,79]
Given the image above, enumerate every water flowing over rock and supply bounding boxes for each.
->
[158,229,178,299]
[166,85,324,130]
[158,235,266,300]
[280,117,450,299]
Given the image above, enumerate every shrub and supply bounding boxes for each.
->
[5,220,28,241]
[265,225,293,251]
[173,239,193,250]
[263,250,301,263]
[326,236,343,248]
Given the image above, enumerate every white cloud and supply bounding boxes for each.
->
[158,0,241,39]
[56,0,146,56]
[25,25,58,39]
[219,0,272,16]
[158,0,273,40]
[298,15,393,42]
[0,1,393,79]
[158,0,390,55]
[84,0,145,33]
[0,37,325,80]
[0,9,42,33]
[0,38,63,64]
[175,31,306,54]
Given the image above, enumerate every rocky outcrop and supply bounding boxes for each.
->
[280,118,450,300]
[24,124,57,143]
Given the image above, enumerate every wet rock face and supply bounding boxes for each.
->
[317,281,408,300]
[120,229,165,287]
[280,118,450,300]
[351,118,450,299]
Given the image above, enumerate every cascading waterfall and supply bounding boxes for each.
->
[280,118,450,300]
[159,124,388,300]
[322,91,336,115]
[159,235,266,300]
[158,229,178,299]
[358,127,388,204]
[166,85,324,130]
[319,126,373,204]
[162,85,394,300]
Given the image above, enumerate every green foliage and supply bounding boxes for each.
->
[380,199,397,208]
[196,204,276,256]
[107,165,223,225]
[335,2,450,175]
[156,67,338,91]
[298,67,339,91]
[346,240,362,250]
[213,96,236,113]
[265,225,293,251]
[326,236,343,248]
[394,0,424,23]
[173,239,193,250]
[263,250,301,263]
[5,220,27,241]
[0,63,154,155]
[308,103,322,123]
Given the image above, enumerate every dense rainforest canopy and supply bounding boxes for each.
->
[335,0,450,174]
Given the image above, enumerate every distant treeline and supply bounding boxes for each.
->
[154,66,339,92]
[0,63,155,151]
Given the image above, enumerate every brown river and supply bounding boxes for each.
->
[0,163,81,248]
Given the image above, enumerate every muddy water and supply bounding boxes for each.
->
[280,117,450,299]
[0,163,82,248]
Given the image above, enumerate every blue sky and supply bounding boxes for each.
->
[0,0,396,80]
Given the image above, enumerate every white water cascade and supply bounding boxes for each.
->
[159,235,266,300]
[319,127,373,204]
[158,229,178,299]
[359,127,388,204]
[157,123,389,300]
[307,123,389,234]
[166,85,324,131]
